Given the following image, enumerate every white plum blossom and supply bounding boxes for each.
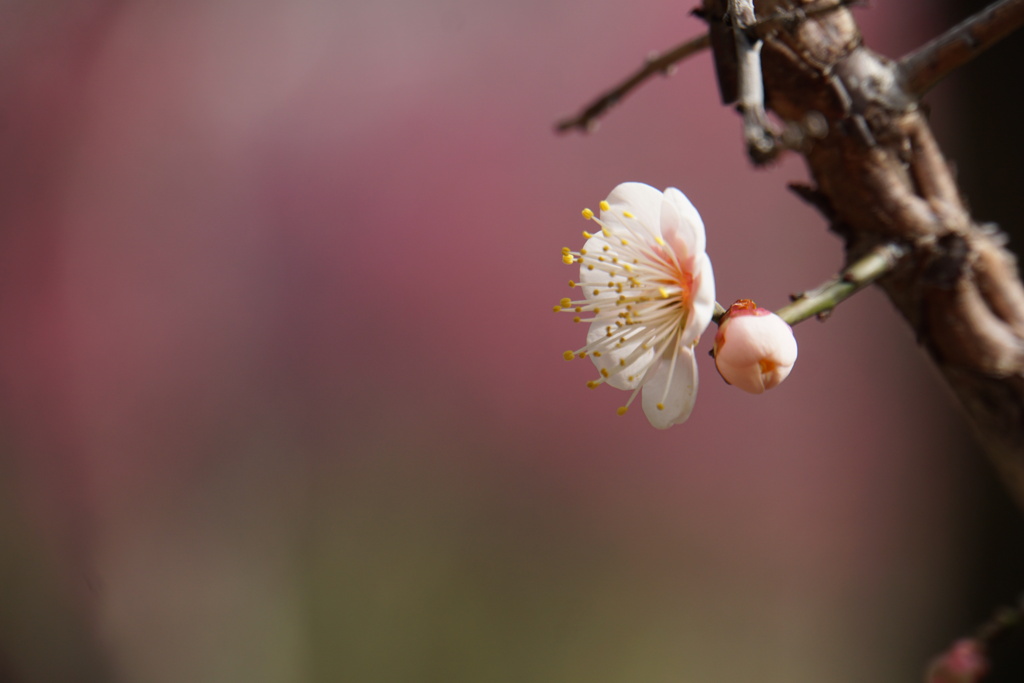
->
[713,299,798,394]
[555,182,715,428]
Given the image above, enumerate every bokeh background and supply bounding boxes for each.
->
[0,1,1022,682]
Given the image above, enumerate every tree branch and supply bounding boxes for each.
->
[898,0,1024,98]
[739,0,1024,507]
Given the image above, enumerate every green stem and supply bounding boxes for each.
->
[711,301,728,325]
[711,242,907,327]
[774,242,907,325]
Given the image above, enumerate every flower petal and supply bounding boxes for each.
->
[641,347,698,429]
[586,318,655,391]
[682,253,715,346]
[660,187,706,258]
[602,182,663,238]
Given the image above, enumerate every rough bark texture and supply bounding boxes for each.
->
[704,0,1024,507]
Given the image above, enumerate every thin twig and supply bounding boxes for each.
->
[555,0,854,135]
[898,0,1024,98]
[554,33,711,134]
[773,242,908,325]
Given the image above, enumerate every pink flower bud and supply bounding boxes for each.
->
[713,299,797,394]
[925,639,988,683]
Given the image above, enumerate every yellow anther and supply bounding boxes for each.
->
[600,368,609,378]
[586,380,599,389]
[593,307,601,314]
[659,286,670,299]
[622,263,634,273]
[655,236,665,246]
[553,305,562,312]
[561,246,570,255]
[593,351,602,357]
[563,350,575,361]
[573,316,581,323]
[599,201,610,211]
[601,227,611,237]
[560,298,572,307]
[656,403,665,411]
[582,230,593,238]
[620,239,629,246]
[568,280,576,287]
[579,248,587,255]
[582,208,594,220]
[602,245,610,252]
[618,358,625,366]
[623,211,634,218]
[586,264,594,270]
[616,406,628,416]
[562,254,574,265]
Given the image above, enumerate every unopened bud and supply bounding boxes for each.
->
[925,639,988,683]
[713,299,797,394]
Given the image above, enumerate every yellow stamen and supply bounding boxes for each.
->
[582,208,594,220]
[599,200,610,211]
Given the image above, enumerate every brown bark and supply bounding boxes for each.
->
[703,0,1024,507]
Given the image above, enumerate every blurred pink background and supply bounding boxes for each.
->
[0,2,990,682]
